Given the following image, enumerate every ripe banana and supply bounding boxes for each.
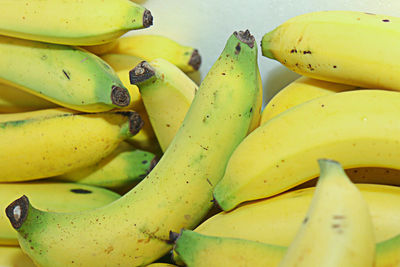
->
[0,35,131,112]
[0,108,143,182]
[100,53,161,154]
[0,182,120,246]
[261,10,400,91]
[260,76,357,124]
[84,35,202,72]
[0,83,57,113]
[57,142,157,189]
[279,159,375,267]
[214,89,400,210]
[5,30,260,266]
[0,0,152,45]
[130,58,198,151]
[173,230,400,267]
[0,246,36,267]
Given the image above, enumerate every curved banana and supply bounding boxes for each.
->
[0,108,143,182]
[0,246,35,267]
[173,230,400,267]
[100,53,161,154]
[130,58,198,151]
[0,83,57,113]
[214,89,400,210]
[261,11,400,91]
[279,159,374,267]
[0,35,131,112]
[57,142,157,189]
[0,0,152,45]
[260,76,356,124]
[84,35,202,72]
[0,182,120,245]
[5,30,260,266]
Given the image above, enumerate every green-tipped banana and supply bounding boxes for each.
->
[0,108,143,182]
[0,35,132,112]
[57,142,157,189]
[173,230,400,267]
[0,246,36,267]
[0,182,120,245]
[130,58,198,151]
[279,159,375,267]
[0,0,152,45]
[214,89,400,210]
[5,30,260,266]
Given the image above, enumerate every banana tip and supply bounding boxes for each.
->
[111,86,131,107]
[129,112,144,136]
[168,230,181,244]
[5,195,29,230]
[143,10,153,28]
[129,61,156,85]
[189,49,202,71]
[234,30,255,48]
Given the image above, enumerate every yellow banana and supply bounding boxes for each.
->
[261,10,400,90]
[0,108,143,182]
[0,182,120,246]
[0,246,35,267]
[279,159,374,267]
[146,264,177,267]
[0,83,57,113]
[0,0,152,45]
[0,35,131,112]
[100,53,161,154]
[130,58,197,151]
[57,142,157,189]
[260,76,357,124]
[172,230,400,267]
[84,35,202,72]
[214,89,400,210]
[5,30,260,266]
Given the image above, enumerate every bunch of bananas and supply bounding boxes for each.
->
[2,3,400,267]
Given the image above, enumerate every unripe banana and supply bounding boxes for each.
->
[0,0,153,45]
[0,182,120,245]
[5,30,260,266]
[214,89,400,210]
[130,58,197,151]
[84,35,202,72]
[0,108,143,182]
[261,11,400,91]
[0,35,131,112]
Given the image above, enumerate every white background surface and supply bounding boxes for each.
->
[131,0,400,105]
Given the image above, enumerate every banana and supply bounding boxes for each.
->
[0,0,152,45]
[84,35,202,72]
[260,76,357,124]
[5,30,260,266]
[279,159,375,267]
[173,230,400,267]
[214,89,400,210]
[0,246,36,267]
[261,11,400,91]
[0,182,120,246]
[146,264,177,267]
[0,35,131,112]
[57,142,157,189]
[0,83,57,113]
[130,58,198,151]
[100,53,161,154]
[0,108,143,182]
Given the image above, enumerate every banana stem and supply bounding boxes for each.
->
[129,61,156,85]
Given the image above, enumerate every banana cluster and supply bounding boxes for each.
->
[2,6,400,267]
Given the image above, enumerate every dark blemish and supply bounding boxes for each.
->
[206,178,212,186]
[235,42,241,55]
[321,104,325,107]
[303,217,309,224]
[307,64,315,71]
[333,65,337,68]
[63,70,70,80]
[41,55,47,60]
[263,180,267,183]
[166,124,170,127]
[276,165,279,168]
[332,224,341,228]
[200,144,209,151]
[142,160,148,164]
[297,36,303,43]
[365,12,375,15]
[303,50,311,54]
[221,73,226,75]
[382,19,390,22]
[290,49,297,53]
[250,107,253,113]
[70,189,92,194]
[295,63,299,67]
[186,181,189,184]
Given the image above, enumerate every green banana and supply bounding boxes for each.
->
[5,30,260,266]
[57,142,157,189]
[130,58,198,151]
[0,182,120,246]
[214,89,400,210]
[0,0,152,45]
[0,35,131,112]
[0,108,143,182]
[173,230,400,267]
